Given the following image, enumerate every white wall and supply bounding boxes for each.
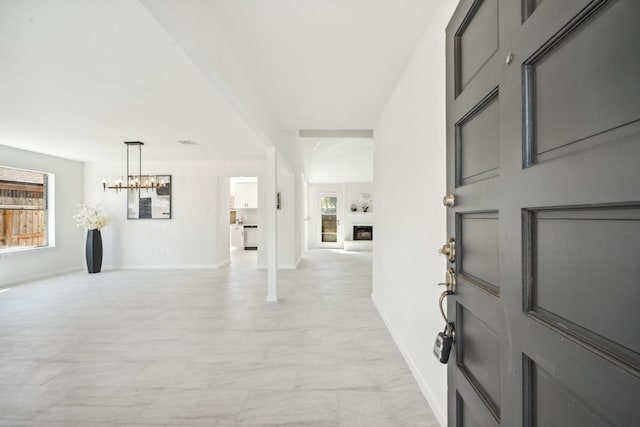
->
[372,1,458,426]
[0,145,84,286]
[84,159,266,269]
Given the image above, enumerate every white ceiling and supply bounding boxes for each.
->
[301,137,373,183]
[0,0,266,162]
[206,0,438,130]
[0,0,437,164]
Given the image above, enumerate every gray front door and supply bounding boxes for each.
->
[445,1,640,425]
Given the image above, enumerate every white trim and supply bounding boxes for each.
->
[104,264,218,270]
[266,146,278,302]
[343,240,373,251]
[276,254,303,269]
[0,244,58,258]
[372,293,446,427]
[299,129,373,138]
[0,266,82,288]
[47,172,56,247]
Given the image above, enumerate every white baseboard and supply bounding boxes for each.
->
[344,240,373,251]
[105,264,218,270]
[0,266,83,288]
[372,293,446,427]
[216,259,230,268]
[257,264,300,270]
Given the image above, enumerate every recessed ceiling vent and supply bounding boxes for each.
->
[177,139,198,146]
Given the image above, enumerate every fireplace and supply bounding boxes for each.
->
[353,225,373,241]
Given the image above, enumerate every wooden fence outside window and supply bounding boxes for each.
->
[0,181,47,249]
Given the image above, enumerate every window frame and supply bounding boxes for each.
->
[0,166,54,253]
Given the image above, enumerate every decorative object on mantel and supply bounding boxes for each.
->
[360,193,371,212]
[102,142,169,192]
[350,203,357,212]
[73,204,110,274]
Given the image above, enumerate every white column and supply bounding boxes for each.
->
[266,146,278,302]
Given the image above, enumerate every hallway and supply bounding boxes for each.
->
[0,250,437,426]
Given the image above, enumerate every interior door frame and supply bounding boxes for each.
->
[317,192,342,249]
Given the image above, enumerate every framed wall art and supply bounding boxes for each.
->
[127,175,172,219]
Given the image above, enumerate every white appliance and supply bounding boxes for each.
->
[243,225,258,250]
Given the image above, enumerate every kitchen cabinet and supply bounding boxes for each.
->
[230,224,244,249]
[234,182,258,208]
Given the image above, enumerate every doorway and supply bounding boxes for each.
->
[318,193,342,249]
[229,176,259,269]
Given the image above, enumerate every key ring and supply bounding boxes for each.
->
[438,291,456,342]
[439,290,454,326]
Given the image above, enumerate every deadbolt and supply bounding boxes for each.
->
[439,237,456,263]
[443,194,455,208]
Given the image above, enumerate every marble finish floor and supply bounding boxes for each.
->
[0,250,438,426]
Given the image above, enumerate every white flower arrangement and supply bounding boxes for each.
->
[73,204,110,230]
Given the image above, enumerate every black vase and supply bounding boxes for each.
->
[86,229,103,274]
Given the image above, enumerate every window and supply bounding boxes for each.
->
[0,166,49,251]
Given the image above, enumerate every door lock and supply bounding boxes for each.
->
[439,237,456,263]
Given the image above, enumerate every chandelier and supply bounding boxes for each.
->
[102,141,167,192]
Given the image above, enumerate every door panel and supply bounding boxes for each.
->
[527,206,640,360]
[458,306,501,418]
[456,89,500,186]
[523,0,640,166]
[458,394,484,427]
[526,357,613,427]
[458,211,500,293]
[446,0,640,426]
[456,377,500,427]
[455,0,499,96]
[522,0,546,21]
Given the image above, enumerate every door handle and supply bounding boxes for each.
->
[443,193,455,208]
[437,267,457,293]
